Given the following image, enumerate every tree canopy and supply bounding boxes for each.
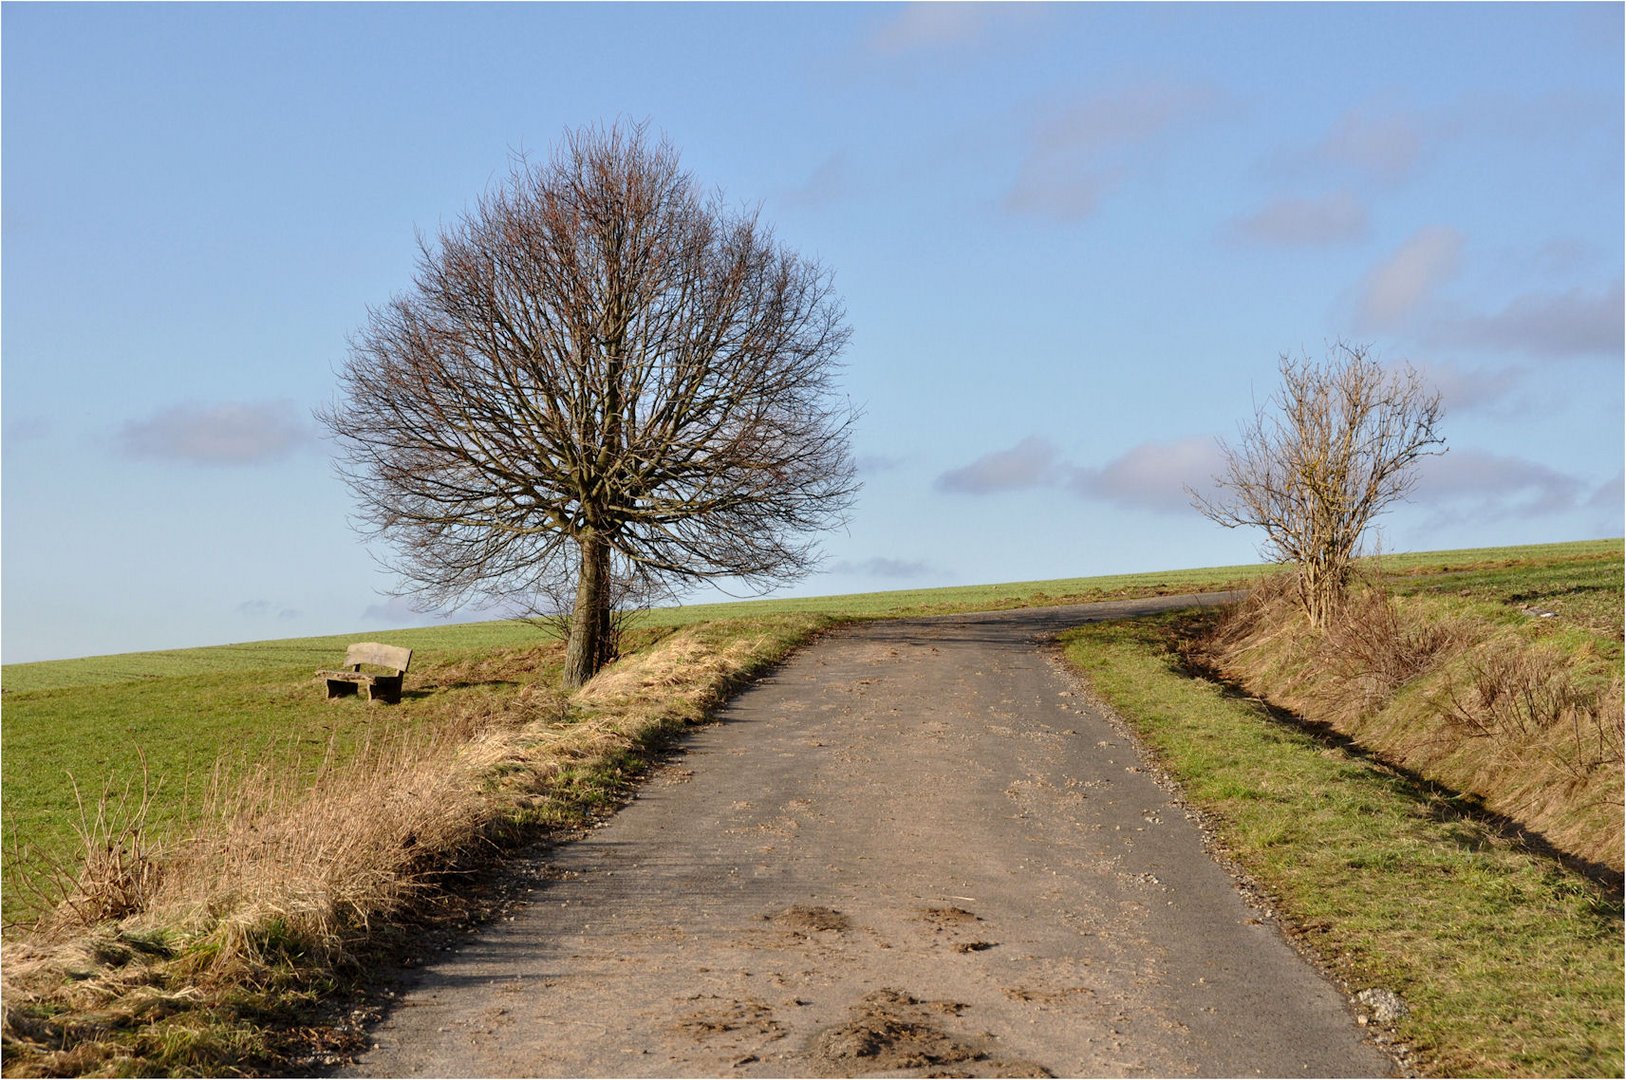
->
[321,124,859,685]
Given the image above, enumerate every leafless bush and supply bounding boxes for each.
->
[1443,649,1625,780]
[1321,588,1469,710]
[1192,344,1445,627]
[12,766,166,937]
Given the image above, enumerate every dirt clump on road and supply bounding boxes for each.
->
[918,905,980,927]
[672,995,786,1041]
[805,988,1052,1077]
[767,904,851,933]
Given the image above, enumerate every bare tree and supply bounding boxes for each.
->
[320,123,859,687]
[1191,344,1445,627]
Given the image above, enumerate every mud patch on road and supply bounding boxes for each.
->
[918,905,980,927]
[1002,985,1095,1007]
[747,904,854,949]
[805,989,1051,1078]
[806,989,978,1072]
[770,905,852,933]
[672,995,786,1042]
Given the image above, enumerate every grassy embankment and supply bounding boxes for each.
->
[1062,537,1623,1077]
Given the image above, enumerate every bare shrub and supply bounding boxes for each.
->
[1443,649,1625,781]
[1192,344,1445,627]
[1320,589,1470,711]
[13,766,167,937]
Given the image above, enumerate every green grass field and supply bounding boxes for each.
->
[2,538,1618,927]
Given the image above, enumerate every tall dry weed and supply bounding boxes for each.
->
[1441,648,1625,780]
[1318,588,1473,711]
[10,764,167,938]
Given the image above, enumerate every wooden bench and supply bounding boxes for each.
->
[317,643,413,704]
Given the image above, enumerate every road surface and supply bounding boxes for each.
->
[347,596,1393,1078]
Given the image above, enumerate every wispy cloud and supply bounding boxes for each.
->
[1352,232,1621,360]
[1229,191,1368,248]
[1063,436,1227,513]
[237,599,303,621]
[1005,81,1229,222]
[119,399,314,465]
[359,594,516,626]
[1355,226,1465,330]
[1425,279,1624,360]
[1412,448,1590,526]
[865,2,1042,56]
[1408,357,1526,415]
[829,556,934,580]
[855,453,907,476]
[939,434,1225,515]
[1313,107,1426,183]
[936,436,1058,493]
[2,416,50,452]
[779,154,853,210]
[1585,472,1624,516]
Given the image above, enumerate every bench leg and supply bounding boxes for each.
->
[326,679,360,700]
[368,676,404,705]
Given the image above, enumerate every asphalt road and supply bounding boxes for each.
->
[347,595,1394,1078]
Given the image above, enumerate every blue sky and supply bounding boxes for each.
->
[4,2,1622,664]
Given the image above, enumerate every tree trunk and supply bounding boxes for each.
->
[563,533,612,688]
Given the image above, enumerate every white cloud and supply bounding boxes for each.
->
[855,453,906,476]
[1408,357,1526,415]
[936,436,1058,494]
[779,154,853,210]
[1412,448,1590,525]
[1064,436,1228,513]
[359,594,515,626]
[237,599,303,621]
[1426,279,1624,360]
[866,2,1043,56]
[1005,166,1125,223]
[1586,472,1624,515]
[828,557,933,580]
[1314,107,1425,183]
[1229,191,1367,247]
[119,399,314,466]
[1355,226,1465,330]
[1004,81,1228,222]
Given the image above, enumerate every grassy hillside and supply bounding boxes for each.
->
[0,538,1617,1076]
[2,559,1269,925]
[2,561,1279,694]
[5,539,1616,927]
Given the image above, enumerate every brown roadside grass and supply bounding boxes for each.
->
[0,615,830,1077]
[1192,576,1624,871]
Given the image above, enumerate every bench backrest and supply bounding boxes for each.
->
[343,642,412,674]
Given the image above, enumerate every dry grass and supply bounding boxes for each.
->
[1197,579,1624,871]
[0,615,829,1076]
